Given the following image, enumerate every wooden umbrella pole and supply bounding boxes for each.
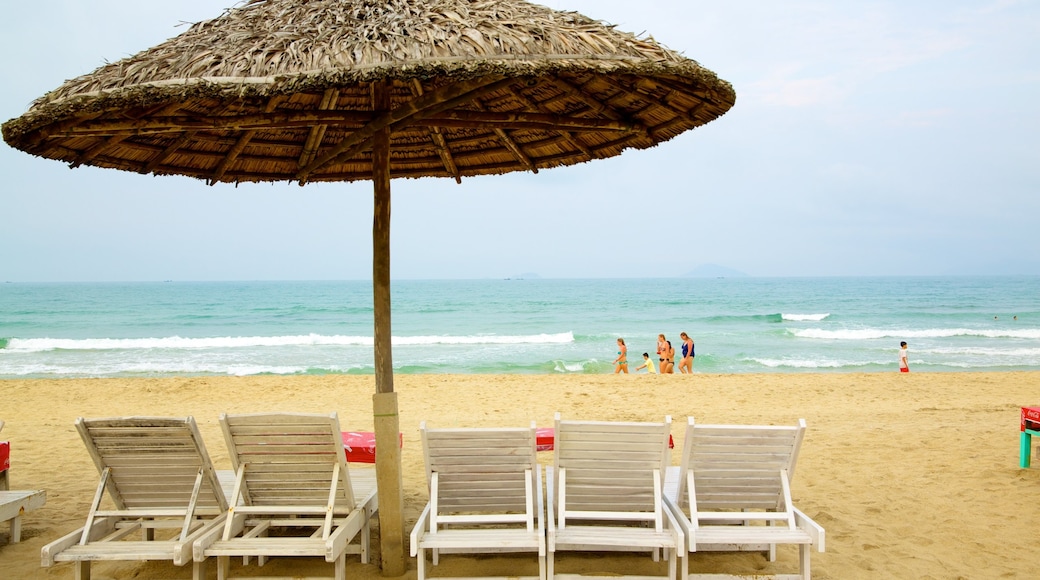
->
[371,80,405,575]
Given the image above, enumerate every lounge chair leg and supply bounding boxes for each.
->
[192,558,206,580]
[800,544,811,580]
[335,554,346,580]
[547,551,554,580]
[218,555,230,580]
[74,561,91,580]
[9,515,21,543]
[417,547,427,580]
[361,510,370,564]
[667,548,676,580]
[539,554,547,580]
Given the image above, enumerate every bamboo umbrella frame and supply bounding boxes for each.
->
[3,0,735,574]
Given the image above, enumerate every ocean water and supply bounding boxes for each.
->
[1,277,1038,378]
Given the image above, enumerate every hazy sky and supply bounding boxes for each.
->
[2,1,1038,281]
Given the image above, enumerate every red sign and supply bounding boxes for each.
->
[1021,407,1040,432]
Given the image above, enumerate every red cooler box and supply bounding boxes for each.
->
[1022,406,1040,432]
[341,431,403,463]
[0,441,9,473]
[0,441,10,489]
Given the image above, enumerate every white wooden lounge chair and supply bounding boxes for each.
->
[40,416,229,580]
[663,418,825,580]
[193,412,378,580]
[410,421,545,580]
[546,413,682,580]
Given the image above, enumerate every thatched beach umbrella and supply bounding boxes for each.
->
[3,0,734,573]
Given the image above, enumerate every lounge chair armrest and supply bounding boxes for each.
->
[661,495,685,555]
[535,465,546,554]
[41,517,119,566]
[662,494,694,553]
[41,527,86,567]
[409,502,432,557]
[192,513,240,561]
[174,514,229,566]
[544,466,557,549]
[793,507,825,552]
[326,508,367,562]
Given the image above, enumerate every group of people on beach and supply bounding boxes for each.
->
[613,333,694,374]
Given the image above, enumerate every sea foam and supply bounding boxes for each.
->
[791,328,1040,340]
[3,332,575,352]
[781,313,830,322]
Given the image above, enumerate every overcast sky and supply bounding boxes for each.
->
[2,0,1038,281]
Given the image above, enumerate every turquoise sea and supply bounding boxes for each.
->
[1,277,1038,378]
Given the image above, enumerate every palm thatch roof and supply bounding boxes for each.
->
[2,0,735,184]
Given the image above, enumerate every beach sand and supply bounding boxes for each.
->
[1,372,1038,579]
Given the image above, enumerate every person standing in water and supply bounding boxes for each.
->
[613,338,629,374]
[899,341,910,373]
[679,332,695,373]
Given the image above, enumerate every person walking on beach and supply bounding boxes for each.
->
[634,353,657,374]
[656,334,667,371]
[614,338,629,374]
[661,340,675,374]
[899,341,910,373]
[679,332,695,373]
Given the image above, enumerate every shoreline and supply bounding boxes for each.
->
[2,372,1039,578]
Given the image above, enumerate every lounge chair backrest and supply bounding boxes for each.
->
[553,413,671,519]
[421,421,538,524]
[676,418,806,513]
[220,412,356,510]
[77,416,228,515]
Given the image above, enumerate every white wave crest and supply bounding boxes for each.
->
[751,358,872,369]
[553,360,589,373]
[2,332,575,353]
[781,313,830,322]
[791,328,1040,340]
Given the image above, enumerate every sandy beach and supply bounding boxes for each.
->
[1,372,1038,579]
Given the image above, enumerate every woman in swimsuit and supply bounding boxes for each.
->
[613,337,629,374]
[679,332,695,374]
[656,334,667,368]
[662,340,675,374]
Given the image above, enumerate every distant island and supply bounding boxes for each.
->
[505,272,541,280]
[683,264,749,278]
